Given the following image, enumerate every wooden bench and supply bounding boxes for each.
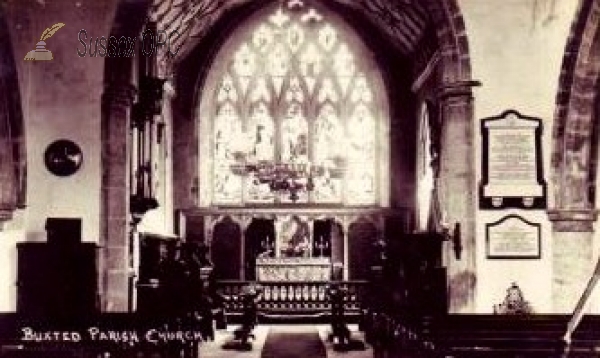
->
[429,315,600,357]
[364,314,600,357]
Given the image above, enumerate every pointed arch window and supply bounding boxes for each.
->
[199,0,389,207]
[417,102,436,231]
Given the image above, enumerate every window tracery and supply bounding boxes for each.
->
[205,0,386,206]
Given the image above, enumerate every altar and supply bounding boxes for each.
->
[179,207,409,317]
[255,257,331,282]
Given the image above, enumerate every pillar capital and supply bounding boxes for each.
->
[0,208,14,226]
[548,208,599,232]
[437,80,481,101]
[101,83,137,110]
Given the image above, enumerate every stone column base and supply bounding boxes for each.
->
[548,209,598,312]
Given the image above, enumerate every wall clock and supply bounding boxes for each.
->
[44,139,83,176]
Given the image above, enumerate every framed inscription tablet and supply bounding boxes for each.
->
[486,215,541,259]
[479,110,546,209]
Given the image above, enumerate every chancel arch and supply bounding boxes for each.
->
[93,0,475,313]
[183,1,398,289]
[166,0,475,312]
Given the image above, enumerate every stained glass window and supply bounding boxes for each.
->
[206,0,386,206]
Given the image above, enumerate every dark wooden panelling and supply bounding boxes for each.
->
[17,243,98,319]
[244,218,276,280]
[348,219,379,280]
[211,216,242,280]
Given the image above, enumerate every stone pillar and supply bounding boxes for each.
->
[342,216,350,281]
[100,83,135,312]
[548,209,598,312]
[241,215,252,280]
[172,93,199,210]
[0,100,17,223]
[437,81,478,313]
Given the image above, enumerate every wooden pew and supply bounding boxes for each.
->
[364,314,600,357]
[428,315,600,357]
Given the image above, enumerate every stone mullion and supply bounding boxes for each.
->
[100,83,136,312]
[240,214,253,280]
[342,215,350,280]
[308,216,315,256]
[437,82,476,313]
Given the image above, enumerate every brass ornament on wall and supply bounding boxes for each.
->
[44,139,83,177]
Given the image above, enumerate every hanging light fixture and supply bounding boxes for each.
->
[229,141,346,202]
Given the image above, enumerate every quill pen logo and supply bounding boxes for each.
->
[24,23,65,61]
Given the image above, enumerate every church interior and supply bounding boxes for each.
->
[0,0,600,356]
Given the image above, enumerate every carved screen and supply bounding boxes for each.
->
[203,0,387,206]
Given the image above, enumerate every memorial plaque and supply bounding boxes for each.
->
[486,215,541,259]
[479,110,546,209]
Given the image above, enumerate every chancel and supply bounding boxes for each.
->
[1,0,600,356]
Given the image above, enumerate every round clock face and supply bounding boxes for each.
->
[44,139,83,176]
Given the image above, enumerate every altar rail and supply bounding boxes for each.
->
[216,280,367,321]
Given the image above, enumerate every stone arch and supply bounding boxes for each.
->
[195,1,391,207]
[424,0,473,85]
[0,7,26,223]
[550,0,600,231]
[168,0,476,312]
[93,0,475,312]
[172,0,475,203]
[423,0,476,312]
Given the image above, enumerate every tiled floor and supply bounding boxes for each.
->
[199,324,373,358]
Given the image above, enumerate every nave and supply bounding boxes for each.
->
[200,324,370,358]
